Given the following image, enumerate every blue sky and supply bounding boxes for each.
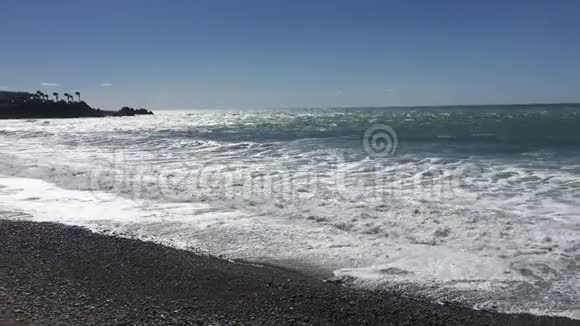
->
[1,0,580,109]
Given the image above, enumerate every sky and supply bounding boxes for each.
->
[1,0,580,109]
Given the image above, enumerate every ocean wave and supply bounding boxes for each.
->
[0,107,579,318]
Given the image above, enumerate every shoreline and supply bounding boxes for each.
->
[0,219,577,325]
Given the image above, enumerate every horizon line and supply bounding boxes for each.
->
[151,101,580,111]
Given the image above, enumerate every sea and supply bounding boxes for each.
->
[0,105,579,319]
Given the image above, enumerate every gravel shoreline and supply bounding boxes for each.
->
[0,220,577,325]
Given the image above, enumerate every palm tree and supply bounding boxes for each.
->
[36,91,43,101]
[52,92,59,102]
[75,91,81,102]
[64,93,70,102]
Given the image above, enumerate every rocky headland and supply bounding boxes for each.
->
[0,91,153,119]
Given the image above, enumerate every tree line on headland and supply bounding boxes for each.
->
[0,90,153,119]
[33,90,82,103]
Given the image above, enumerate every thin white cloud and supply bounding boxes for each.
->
[0,85,9,90]
[100,82,113,87]
[41,82,60,87]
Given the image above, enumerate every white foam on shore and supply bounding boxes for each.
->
[1,175,578,319]
[0,175,214,251]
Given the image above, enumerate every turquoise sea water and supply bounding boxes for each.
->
[0,105,579,318]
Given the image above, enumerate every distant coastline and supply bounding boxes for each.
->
[0,90,153,119]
